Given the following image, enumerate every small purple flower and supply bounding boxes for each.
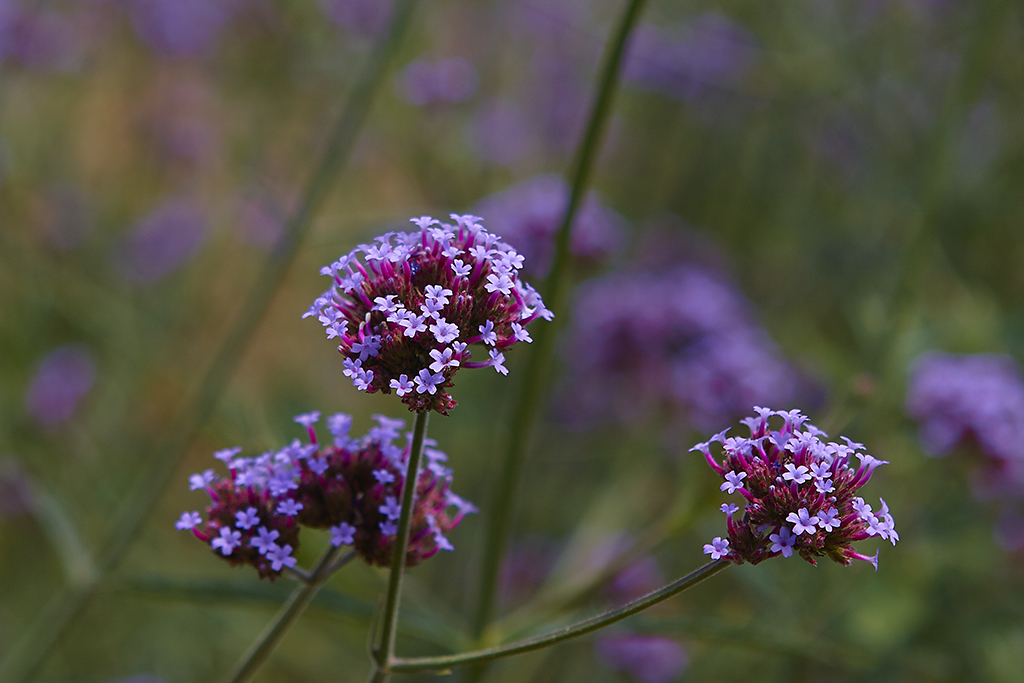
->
[188,469,215,491]
[379,520,398,536]
[267,544,297,572]
[175,511,202,530]
[234,507,260,530]
[330,522,356,547]
[786,508,819,536]
[24,345,96,425]
[720,470,746,494]
[373,469,396,484]
[277,499,303,516]
[769,527,795,558]
[293,411,321,429]
[703,537,730,560]
[379,496,402,521]
[251,527,280,555]
[211,527,242,556]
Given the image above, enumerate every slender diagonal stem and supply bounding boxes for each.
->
[0,4,417,681]
[472,0,649,640]
[368,410,430,683]
[394,560,729,673]
[224,548,356,683]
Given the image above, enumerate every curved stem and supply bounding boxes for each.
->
[0,4,418,681]
[392,559,729,674]
[223,548,356,683]
[473,0,649,639]
[368,410,430,683]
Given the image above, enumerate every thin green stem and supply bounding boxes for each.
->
[223,548,355,683]
[392,560,729,674]
[472,0,649,640]
[0,4,417,680]
[368,410,430,683]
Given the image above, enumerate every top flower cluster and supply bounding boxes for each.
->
[305,214,552,414]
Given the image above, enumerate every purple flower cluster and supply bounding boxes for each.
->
[472,175,626,278]
[561,265,802,431]
[905,352,1024,492]
[624,13,758,101]
[695,407,896,569]
[128,0,239,58]
[305,214,551,414]
[176,412,476,578]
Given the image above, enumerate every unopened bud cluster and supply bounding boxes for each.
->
[176,412,477,578]
[694,407,897,570]
[304,214,552,414]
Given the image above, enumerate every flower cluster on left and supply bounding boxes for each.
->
[175,411,476,579]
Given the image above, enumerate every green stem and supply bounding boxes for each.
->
[472,0,649,640]
[0,4,417,681]
[223,548,356,683]
[368,410,430,683]
[394,559,728,674]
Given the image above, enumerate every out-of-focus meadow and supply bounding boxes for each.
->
[3,0,1024,681]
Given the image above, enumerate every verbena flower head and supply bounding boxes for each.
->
[177,412,476,578]
[905,352,1024,493]
[695,407,896,570]
[306,214,552,414]
[594,633,688,683]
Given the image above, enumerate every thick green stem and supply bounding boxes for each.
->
[394,559,728,674]
[472,0,649,640]
[368,410,430,683]
[0,4,417,681]
[223,548,355,683]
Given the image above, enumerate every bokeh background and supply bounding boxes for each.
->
[3,0,1024,681]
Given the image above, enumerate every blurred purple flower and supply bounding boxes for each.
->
[595,633,687,683]
[469,100,534,166]
[319,0,392,37]
[625,13,758,101]
[3,6,86,72]
[24,345,96,425]
[606,556,664,605]
[906,352,1024,492]
[397,57,477,106]
[472,174,626,278]
[129,0,238,58]
[118,198,207,283]
[499,536,560,606]
[561,264,803,431]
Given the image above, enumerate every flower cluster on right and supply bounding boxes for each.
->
[694,407,897,569]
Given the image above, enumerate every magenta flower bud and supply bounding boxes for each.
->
[700,407,896,570]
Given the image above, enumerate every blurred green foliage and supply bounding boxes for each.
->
[2,0,1024,681]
